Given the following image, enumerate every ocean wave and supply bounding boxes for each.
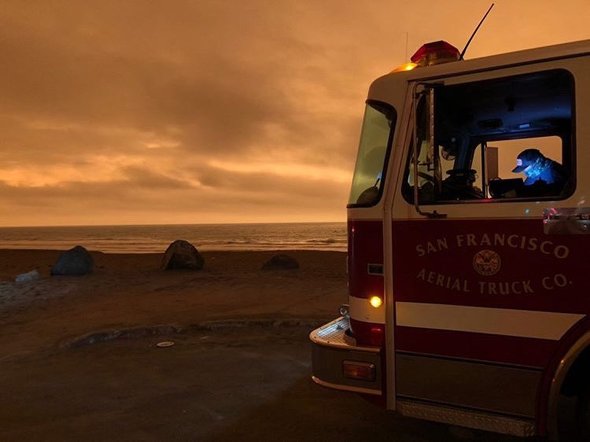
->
[0,223,347,253]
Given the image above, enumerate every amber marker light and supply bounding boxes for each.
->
[369,296,383,308]
[342,361,376,381]
[393,62,417,72]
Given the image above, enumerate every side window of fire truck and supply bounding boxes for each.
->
[348,101,396,207]
[403,69,574,204]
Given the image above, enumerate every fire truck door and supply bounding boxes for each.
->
[390,68,585,420]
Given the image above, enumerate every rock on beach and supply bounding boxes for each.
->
[15,270,41,283]
[51,245,94,276]
[161,240,204,270]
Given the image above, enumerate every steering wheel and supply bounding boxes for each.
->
[442,169,483,199]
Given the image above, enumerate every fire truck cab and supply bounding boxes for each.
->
[310,39,590,439]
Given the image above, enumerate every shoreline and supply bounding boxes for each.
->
[0,245,347,253]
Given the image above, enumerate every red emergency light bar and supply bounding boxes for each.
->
[410,40,461,67]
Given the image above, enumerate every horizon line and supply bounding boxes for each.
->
[0,220,347,229]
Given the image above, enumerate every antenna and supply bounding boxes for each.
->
[460,3,495,60]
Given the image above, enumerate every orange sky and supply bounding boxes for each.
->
[1,0,589,226]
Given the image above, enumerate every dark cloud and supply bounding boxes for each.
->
[0,164,348,226]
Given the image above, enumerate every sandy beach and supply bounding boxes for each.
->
[0,249,347,358]
[0,248,352,440]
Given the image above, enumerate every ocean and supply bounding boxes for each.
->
[0,223,347,254]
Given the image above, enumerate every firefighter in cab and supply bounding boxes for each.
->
[512,148,568,196]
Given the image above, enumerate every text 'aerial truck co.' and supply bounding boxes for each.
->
[309,36,590,440]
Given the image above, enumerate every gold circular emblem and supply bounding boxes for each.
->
[472,249,501,276]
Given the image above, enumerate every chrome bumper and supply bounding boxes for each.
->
[309,317,382,396]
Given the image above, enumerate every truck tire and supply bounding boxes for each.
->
[574,382,590,440]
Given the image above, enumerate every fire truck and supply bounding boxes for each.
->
[310,39,590,439]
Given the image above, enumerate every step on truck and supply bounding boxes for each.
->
[309,39,590,439]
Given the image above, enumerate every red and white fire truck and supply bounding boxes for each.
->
[310,39,590,439]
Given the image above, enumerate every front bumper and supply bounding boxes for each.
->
[309,317,382,396]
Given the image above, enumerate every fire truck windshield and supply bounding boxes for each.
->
[348,101,396,207]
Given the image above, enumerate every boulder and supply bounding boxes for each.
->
[51,245,94,276]
[161,240,204,270]
[261,254,299,271]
